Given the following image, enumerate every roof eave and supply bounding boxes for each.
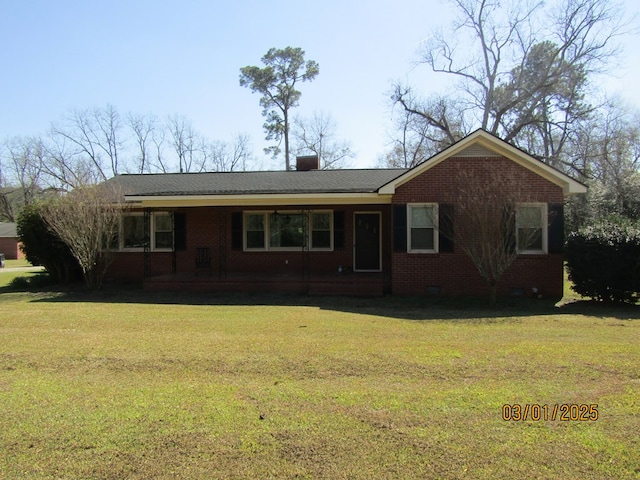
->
[124,192,393,207]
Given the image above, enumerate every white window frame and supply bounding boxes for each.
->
[407,203,439,253]
[242,211,269,252]
[516,203,547,254]
[152,212,173,251]
[243,210,334,252]
[310,210,333,251]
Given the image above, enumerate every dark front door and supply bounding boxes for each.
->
[354,213,381,271]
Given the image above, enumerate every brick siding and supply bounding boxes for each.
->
[0,238,23,260]
[391,156,565,299]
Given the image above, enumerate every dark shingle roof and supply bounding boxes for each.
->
[111,169,408,197]
[0,223,17,238]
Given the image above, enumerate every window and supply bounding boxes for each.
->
[408,204,437,252]
[516,204,546,253]
[154,213,173,249]
[269,213,305,248]
[311,212,332,249]
[244,210,333,251]
[122,214,145,249]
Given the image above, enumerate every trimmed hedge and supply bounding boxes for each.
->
[566,220,640,303]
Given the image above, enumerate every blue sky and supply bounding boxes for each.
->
[1,0,639,169]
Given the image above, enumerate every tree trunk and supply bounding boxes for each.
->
[489,282,498,307]
[284,110,290,171]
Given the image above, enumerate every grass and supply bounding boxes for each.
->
[2,259,32,268]
[0,274,638,479]
[0,261,49,290]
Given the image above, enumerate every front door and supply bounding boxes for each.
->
[354,212,381,271]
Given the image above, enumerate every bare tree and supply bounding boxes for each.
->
[207,134,253,172]
[128,113,158,174]
[392,0,627,169]
[168,115,208,173]
[565,100,640,225]
[291,111,353,169]
[440,168,543,305]
[228,133,253,172]
[49,105,125,181]
[0,152,14,222]
[41,183,124,289]
[0,136,48,221]
[5,137,45,204]
[149,121,170,173]
[381,99,466,168]
[41,132,102,190]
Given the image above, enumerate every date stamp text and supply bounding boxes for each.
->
[502,403,598,421]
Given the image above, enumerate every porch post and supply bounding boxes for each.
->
[303,208,310,282]
[171,211,177,274]
[143,208,151,278]
[218,208,227,279]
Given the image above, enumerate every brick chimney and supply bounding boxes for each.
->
[295,155,320,171]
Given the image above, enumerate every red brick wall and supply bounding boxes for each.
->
[391,156,565,299]
[0,238,23,260]
[392,157,564,204]
[107,204,392,288]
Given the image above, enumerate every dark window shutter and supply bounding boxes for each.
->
[333,211,345,249]
[502,206,516,253]
[174,213,187,251]
[231,212,243,250]
[393,205,407,252]
[548,203,564,254]
[439,204,454,253]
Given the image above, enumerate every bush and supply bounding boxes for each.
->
[16,203,81,284]
[566,218,640,303]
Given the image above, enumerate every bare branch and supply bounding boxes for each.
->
[41,183,125,289]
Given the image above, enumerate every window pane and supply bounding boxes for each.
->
[155,231,173,249]
[270,214,305,248]
[518,206,542,228]
[246,214,265,249]
[246,214,264,231]
[123,216,145,248]
[518,227,543,251]
[411,206,434,227]
[155,214,172,231]
[312,213,330,230]
[312,231,331,249]
[411,228,434,250]
[246,231,265,248]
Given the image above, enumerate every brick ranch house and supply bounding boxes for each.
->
[0,223,24,261]
[106,130,586,299]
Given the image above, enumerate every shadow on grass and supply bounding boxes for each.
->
[7,279,638,321]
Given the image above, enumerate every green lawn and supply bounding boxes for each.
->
[0,274,638,479]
